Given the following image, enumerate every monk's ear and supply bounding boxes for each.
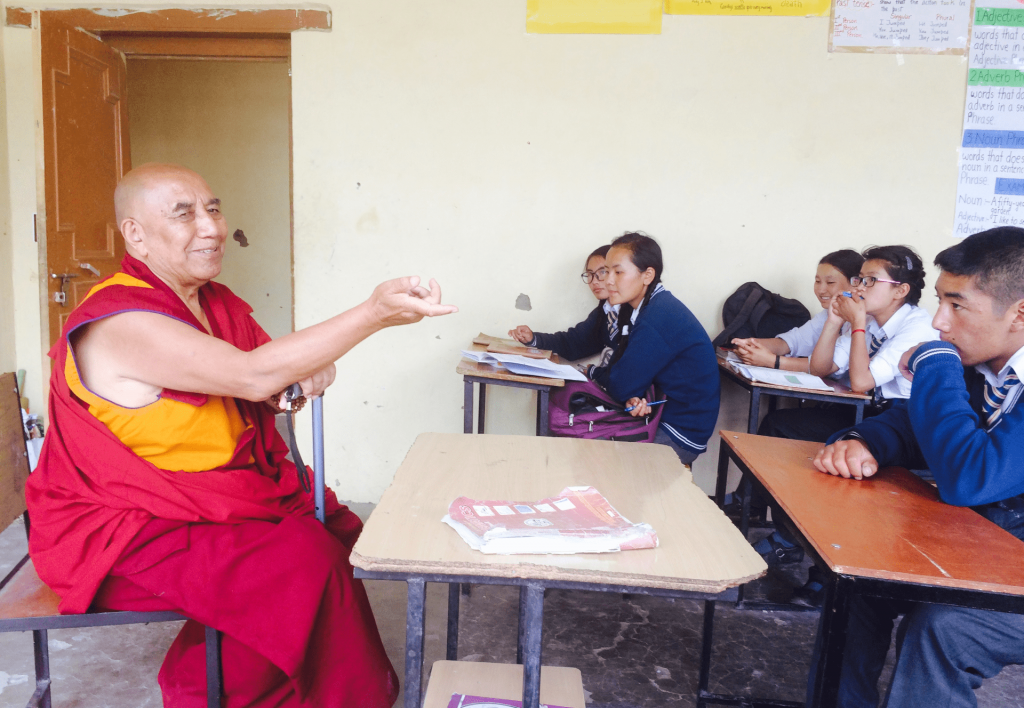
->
[120,218,147,256]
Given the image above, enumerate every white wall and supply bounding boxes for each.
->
[127,59,294,339]
[0,23,14,376]
[3,1,967,500]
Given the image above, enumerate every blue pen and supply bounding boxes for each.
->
[625,399,668,413]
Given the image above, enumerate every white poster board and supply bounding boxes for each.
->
[830,0,972,53]
[953,1,1024,236]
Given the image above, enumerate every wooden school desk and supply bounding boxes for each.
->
[717,358,871,436]
[716,432,1024,708]
[351,433,766,708]
[458,338,566,435]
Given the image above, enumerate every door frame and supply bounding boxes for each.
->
[6,4,323,371]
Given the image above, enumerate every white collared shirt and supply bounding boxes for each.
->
[602,301,620,316]
[975,343,1024,389]
[778,309,829,358]
[832,303,939,400]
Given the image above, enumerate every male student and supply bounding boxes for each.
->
[812,226,1024,707]
[26,163,457,707]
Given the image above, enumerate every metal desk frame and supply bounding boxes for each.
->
[463,375,553,436]
[717,364,869,612]
[353,569,740,708]
[716,438,1024,708]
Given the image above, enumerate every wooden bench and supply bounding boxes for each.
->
[0,372,223,708]
[423,660,585,708]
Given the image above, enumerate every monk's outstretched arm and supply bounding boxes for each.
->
[74,276,457,406]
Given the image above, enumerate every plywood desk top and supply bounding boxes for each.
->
[720,431,1024,596]
[717,359,871,401]
[352,433,766,593]
[457,339,566,387]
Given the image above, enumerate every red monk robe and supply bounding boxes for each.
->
[25,254,399,708]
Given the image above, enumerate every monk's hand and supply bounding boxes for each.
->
[813,439,878,480]
[508,325,534,344]
[625,397,650,417]
[898,344,924,382]
[367,276,458,328]
[270,364,336,410]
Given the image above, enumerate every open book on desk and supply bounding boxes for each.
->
[461,350,587,382]
[727,361,834,392]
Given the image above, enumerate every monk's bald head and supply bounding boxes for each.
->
[114,163,206,226]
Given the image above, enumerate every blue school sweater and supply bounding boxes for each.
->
[832,340,1024,540]
[533,303,616,361]
[591,289,721,456]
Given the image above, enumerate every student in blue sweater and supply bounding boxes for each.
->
[810,226,1024,707]
[587,232,720,465]
[509,245,620,365]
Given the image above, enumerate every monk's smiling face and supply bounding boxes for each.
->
[117,165,228,293]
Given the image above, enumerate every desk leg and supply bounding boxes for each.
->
[854,401,865,425]
[748,388,761,435]
[517,585,526,664]
[536,390,550,436]
[464,380,474,434]
[520,583,545,708]
[714,443,730,508]
[696,601,716,708]
[478,383,487,434]
[405,578,427,708]
[446,583,460,661]
[810,575,853,708]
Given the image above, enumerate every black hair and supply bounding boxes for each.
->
[587,245,611,265]
[604,232,663,369]
[934,226,1024,312]
[861,245,926,306]
[819,249,864,281]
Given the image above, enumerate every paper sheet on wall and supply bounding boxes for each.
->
[526,0,662,34]
[830,0,971,53]
[953,2,1024,236]
[664,0,830,17]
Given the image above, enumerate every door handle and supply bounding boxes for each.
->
[51,273,78,306]
[79,262,101,276]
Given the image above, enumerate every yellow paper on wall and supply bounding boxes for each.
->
[664,0,830,16]
[526,0,662,34]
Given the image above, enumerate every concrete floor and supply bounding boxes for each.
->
[2,512,1023,707]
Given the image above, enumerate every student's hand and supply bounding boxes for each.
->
[898,344,924,382]
[833,292,867,329]
[508,326,534,344]
[625,397,650,417]
[732,338,774,368]
[813,439,879,480]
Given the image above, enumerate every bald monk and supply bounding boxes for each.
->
[26,163,457,707]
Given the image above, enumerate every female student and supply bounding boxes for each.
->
[588,232,720,466]
[730,249,864,371]
[755,245,938,602]
[509,245,620,364]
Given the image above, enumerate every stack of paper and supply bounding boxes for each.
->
[461,350,587,382]
[728,361,834,392]
[443,486,658,555]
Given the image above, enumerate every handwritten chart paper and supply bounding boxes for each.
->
[830,0,971,53]
[953,2,1024,236]
[526,0,662,34]
[665,0,830,16]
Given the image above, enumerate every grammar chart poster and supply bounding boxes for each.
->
[954,1,1024,235]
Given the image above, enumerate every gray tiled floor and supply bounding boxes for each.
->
[2,512,1022,707]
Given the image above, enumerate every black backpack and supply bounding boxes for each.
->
[712,282,811,348]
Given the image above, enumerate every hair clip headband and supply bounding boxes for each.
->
[905,255,912,270]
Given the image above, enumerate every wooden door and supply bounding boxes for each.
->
[40,16,130,346]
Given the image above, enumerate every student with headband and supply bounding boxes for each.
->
[509,245,620,365]
[586,232,720,465]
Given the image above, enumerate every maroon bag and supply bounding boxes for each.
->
[548,379,663,442]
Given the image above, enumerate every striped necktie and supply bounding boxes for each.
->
[606,308,618,340]
[983,372,1020,428]
[869,332,888,357]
